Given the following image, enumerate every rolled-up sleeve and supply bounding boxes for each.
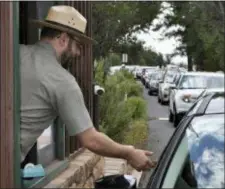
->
[53,79,94,136]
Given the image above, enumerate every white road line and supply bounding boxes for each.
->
[158,117,169,121]
[148,117,169,121]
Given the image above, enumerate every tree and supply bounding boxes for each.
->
[164,54,172,65]
[111,36,164,67]
[92,2,161,59]
[113,37,145,65]
[152,2,224,71]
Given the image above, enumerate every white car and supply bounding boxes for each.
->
[109,66,121,75]
[132,66,140,78]
[169,72,224,127]
[135,67,144,79]
[199,87,225,98]
[147,71,163,95]
[136,66,153,80]
[158,69,179,104]
[124,65,138,75]
[141,67,157,85]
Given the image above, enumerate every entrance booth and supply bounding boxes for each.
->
[0,1,94,188]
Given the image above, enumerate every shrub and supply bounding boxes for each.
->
[94,59,105,86]
[124,97,147,120]
[123,119,148,148]
[95,59,148,146]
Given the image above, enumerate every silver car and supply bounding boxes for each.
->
[142,67,157,85]
[198,88,224,99]
[169,72,224,127]
[158,69,179,104]
[147,71,163,95]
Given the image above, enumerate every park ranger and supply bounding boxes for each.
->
[20,5,157,171]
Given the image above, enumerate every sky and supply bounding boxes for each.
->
[134,2,188,65]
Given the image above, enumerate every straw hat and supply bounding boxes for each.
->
[31,5,95,44]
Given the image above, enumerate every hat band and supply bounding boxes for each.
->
[45,20,85,35]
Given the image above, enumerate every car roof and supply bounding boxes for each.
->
[204,88,225,94]
[181,71,224,77]
[194,92,225,115]
[145,90,224,188]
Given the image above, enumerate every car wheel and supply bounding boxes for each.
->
[158,96,161,103]
[173,114,180,127]
[161,98,164,105]
[148,90,152,96]
[169,111,173,122]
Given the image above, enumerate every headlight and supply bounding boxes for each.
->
[181,94,194,103]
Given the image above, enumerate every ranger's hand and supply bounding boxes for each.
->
[126,146,157,172]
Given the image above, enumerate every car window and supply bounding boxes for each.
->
[162,114,224,188]
[173,73,182,86]
[175,74,182,86]
[158,72,163,80]
[205,95,224,114]
[150,73,158,80]
[206,75,224,88]
[178,75,224,89]
[164,71,177,83]
[146,68,156,74]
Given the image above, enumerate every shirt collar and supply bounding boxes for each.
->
[36,41,58,58]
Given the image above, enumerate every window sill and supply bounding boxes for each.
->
[22,159,69,188]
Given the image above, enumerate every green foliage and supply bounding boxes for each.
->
[107,53,121,67]
[112,39,166,67]
[92,1,161,59]
[113,39,145,65]
[141,49,163,67]
[95,59,148,145]
[124,97,147,120]
[94,59,105,86]
[153,2,224,71]
[123,119,148,147]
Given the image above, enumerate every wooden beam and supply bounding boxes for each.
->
[0,2,14,188]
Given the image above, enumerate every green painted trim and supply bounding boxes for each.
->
[23,160,69,188]
[13,1,21,188]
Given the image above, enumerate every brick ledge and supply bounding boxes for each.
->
[44,149,104,188]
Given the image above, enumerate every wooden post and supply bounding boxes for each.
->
[0,2,15,188]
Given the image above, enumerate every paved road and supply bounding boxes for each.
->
[144,89,175,160]
[139,85,175,187]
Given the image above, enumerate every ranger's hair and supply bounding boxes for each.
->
[40,27,62,39]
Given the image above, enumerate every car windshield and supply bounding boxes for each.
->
[157,72,163,80]
[178,75,224,89]
[150,73,158,80]
[146,68,156,74]
[172,114,224,188]
[164,71,177,83]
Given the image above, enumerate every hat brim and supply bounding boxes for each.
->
[30,19,97,45]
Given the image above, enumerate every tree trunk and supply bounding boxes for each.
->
[196,52,205,71]
[186,46,193,71]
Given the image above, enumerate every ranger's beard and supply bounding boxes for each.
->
[60,39,74,65]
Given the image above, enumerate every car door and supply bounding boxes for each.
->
[169,74,182,113]
[142,115,191,188]
[159,71,167,99]
[145,113,225,189]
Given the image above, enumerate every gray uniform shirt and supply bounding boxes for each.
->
[20,41,93,162]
